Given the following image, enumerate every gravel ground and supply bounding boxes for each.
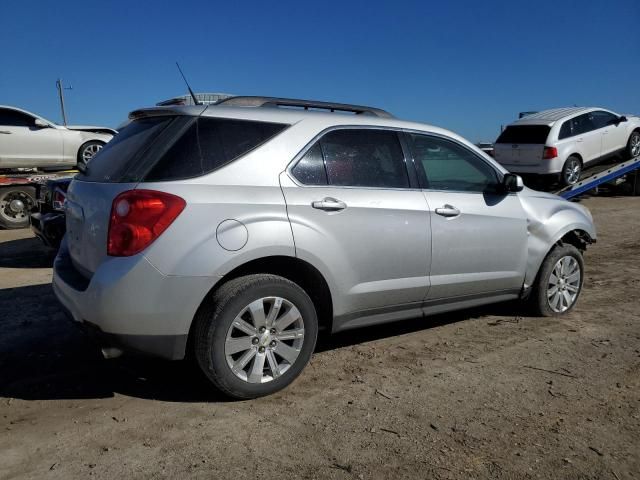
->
[0,196,638,480]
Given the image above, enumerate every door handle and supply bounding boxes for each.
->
[311,197,347,211]
[576,138,583,143]
[0,131,12,134]
[435,204,460,218]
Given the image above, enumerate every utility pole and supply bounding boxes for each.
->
[55,79,72,126]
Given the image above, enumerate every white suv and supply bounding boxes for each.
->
[493,107,640,186]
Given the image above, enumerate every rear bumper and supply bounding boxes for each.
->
[52,237,217,360]
[58,302,188,360]
[498,163,561,175]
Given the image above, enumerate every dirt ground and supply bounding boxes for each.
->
[0,196,638,480]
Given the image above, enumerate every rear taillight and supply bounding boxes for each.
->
[52,189,67,211]
[107,190,185,257]
[543,146,558,159]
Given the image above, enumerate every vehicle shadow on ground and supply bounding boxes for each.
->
[0,283,526,404]
[0,237,56,268]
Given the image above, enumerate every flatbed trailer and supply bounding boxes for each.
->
[555,156,640,200]
[0,170,77,229]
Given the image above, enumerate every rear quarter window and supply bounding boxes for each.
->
[496,125,551,144]
[144,117,288,181]
[558,120,573,140]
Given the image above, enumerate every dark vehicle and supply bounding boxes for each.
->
[476,142,494,157]
[30,177,71,248]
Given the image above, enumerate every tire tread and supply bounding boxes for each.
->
[193,274,317,399]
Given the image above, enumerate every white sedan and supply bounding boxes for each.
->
[0,105,116,170]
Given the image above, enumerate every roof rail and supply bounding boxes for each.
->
[215,96,394,118]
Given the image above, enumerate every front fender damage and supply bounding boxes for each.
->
[519,191,596,297]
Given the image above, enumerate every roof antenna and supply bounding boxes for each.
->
[175,62,201,105]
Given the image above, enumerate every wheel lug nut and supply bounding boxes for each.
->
[270,328,276,335]
[259,327,266,333]
[259,346,265,353]
[270,340,276,348]
[252,337,259,345]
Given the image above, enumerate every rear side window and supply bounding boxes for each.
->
[291,129,409,188]
[145,118,288,181]
[496,125,551,144]
[558,121,573,140]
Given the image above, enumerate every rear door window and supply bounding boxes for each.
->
[571,114,597,135]
[321,129,409,188]
[291,129,410,188]
[495,125,551,144]
[144,118,288,181]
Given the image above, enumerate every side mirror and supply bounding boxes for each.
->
[502,173,524,193]
[34,118,50,128]
[619,116,627,123]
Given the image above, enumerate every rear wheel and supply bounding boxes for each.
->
[0,186,36,229]
[627,131,640,159]
[194,274,318,399]
[561,156,582,186]
[530,244,584,317]
[77,140,105,169]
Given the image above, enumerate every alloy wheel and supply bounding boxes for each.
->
[631,133,640,158]
[547,256,581,313]
[81,143,103,165]
[564,158,581,185]
[224,296,305,384]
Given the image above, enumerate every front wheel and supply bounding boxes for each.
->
[194,274,318,399]
[530,244,584,317]
[561,156,582,187]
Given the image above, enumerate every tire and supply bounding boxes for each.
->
[530,244,584,317]
[0,186,36,229]
[627,131,640,159]
[193,274,318,399]
[561,156,582,187]
[77,140,105,168]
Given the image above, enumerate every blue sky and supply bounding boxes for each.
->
[1,0,638,142]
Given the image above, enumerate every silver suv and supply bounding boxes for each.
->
[494,107,640,186]
[53,97,596,399]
